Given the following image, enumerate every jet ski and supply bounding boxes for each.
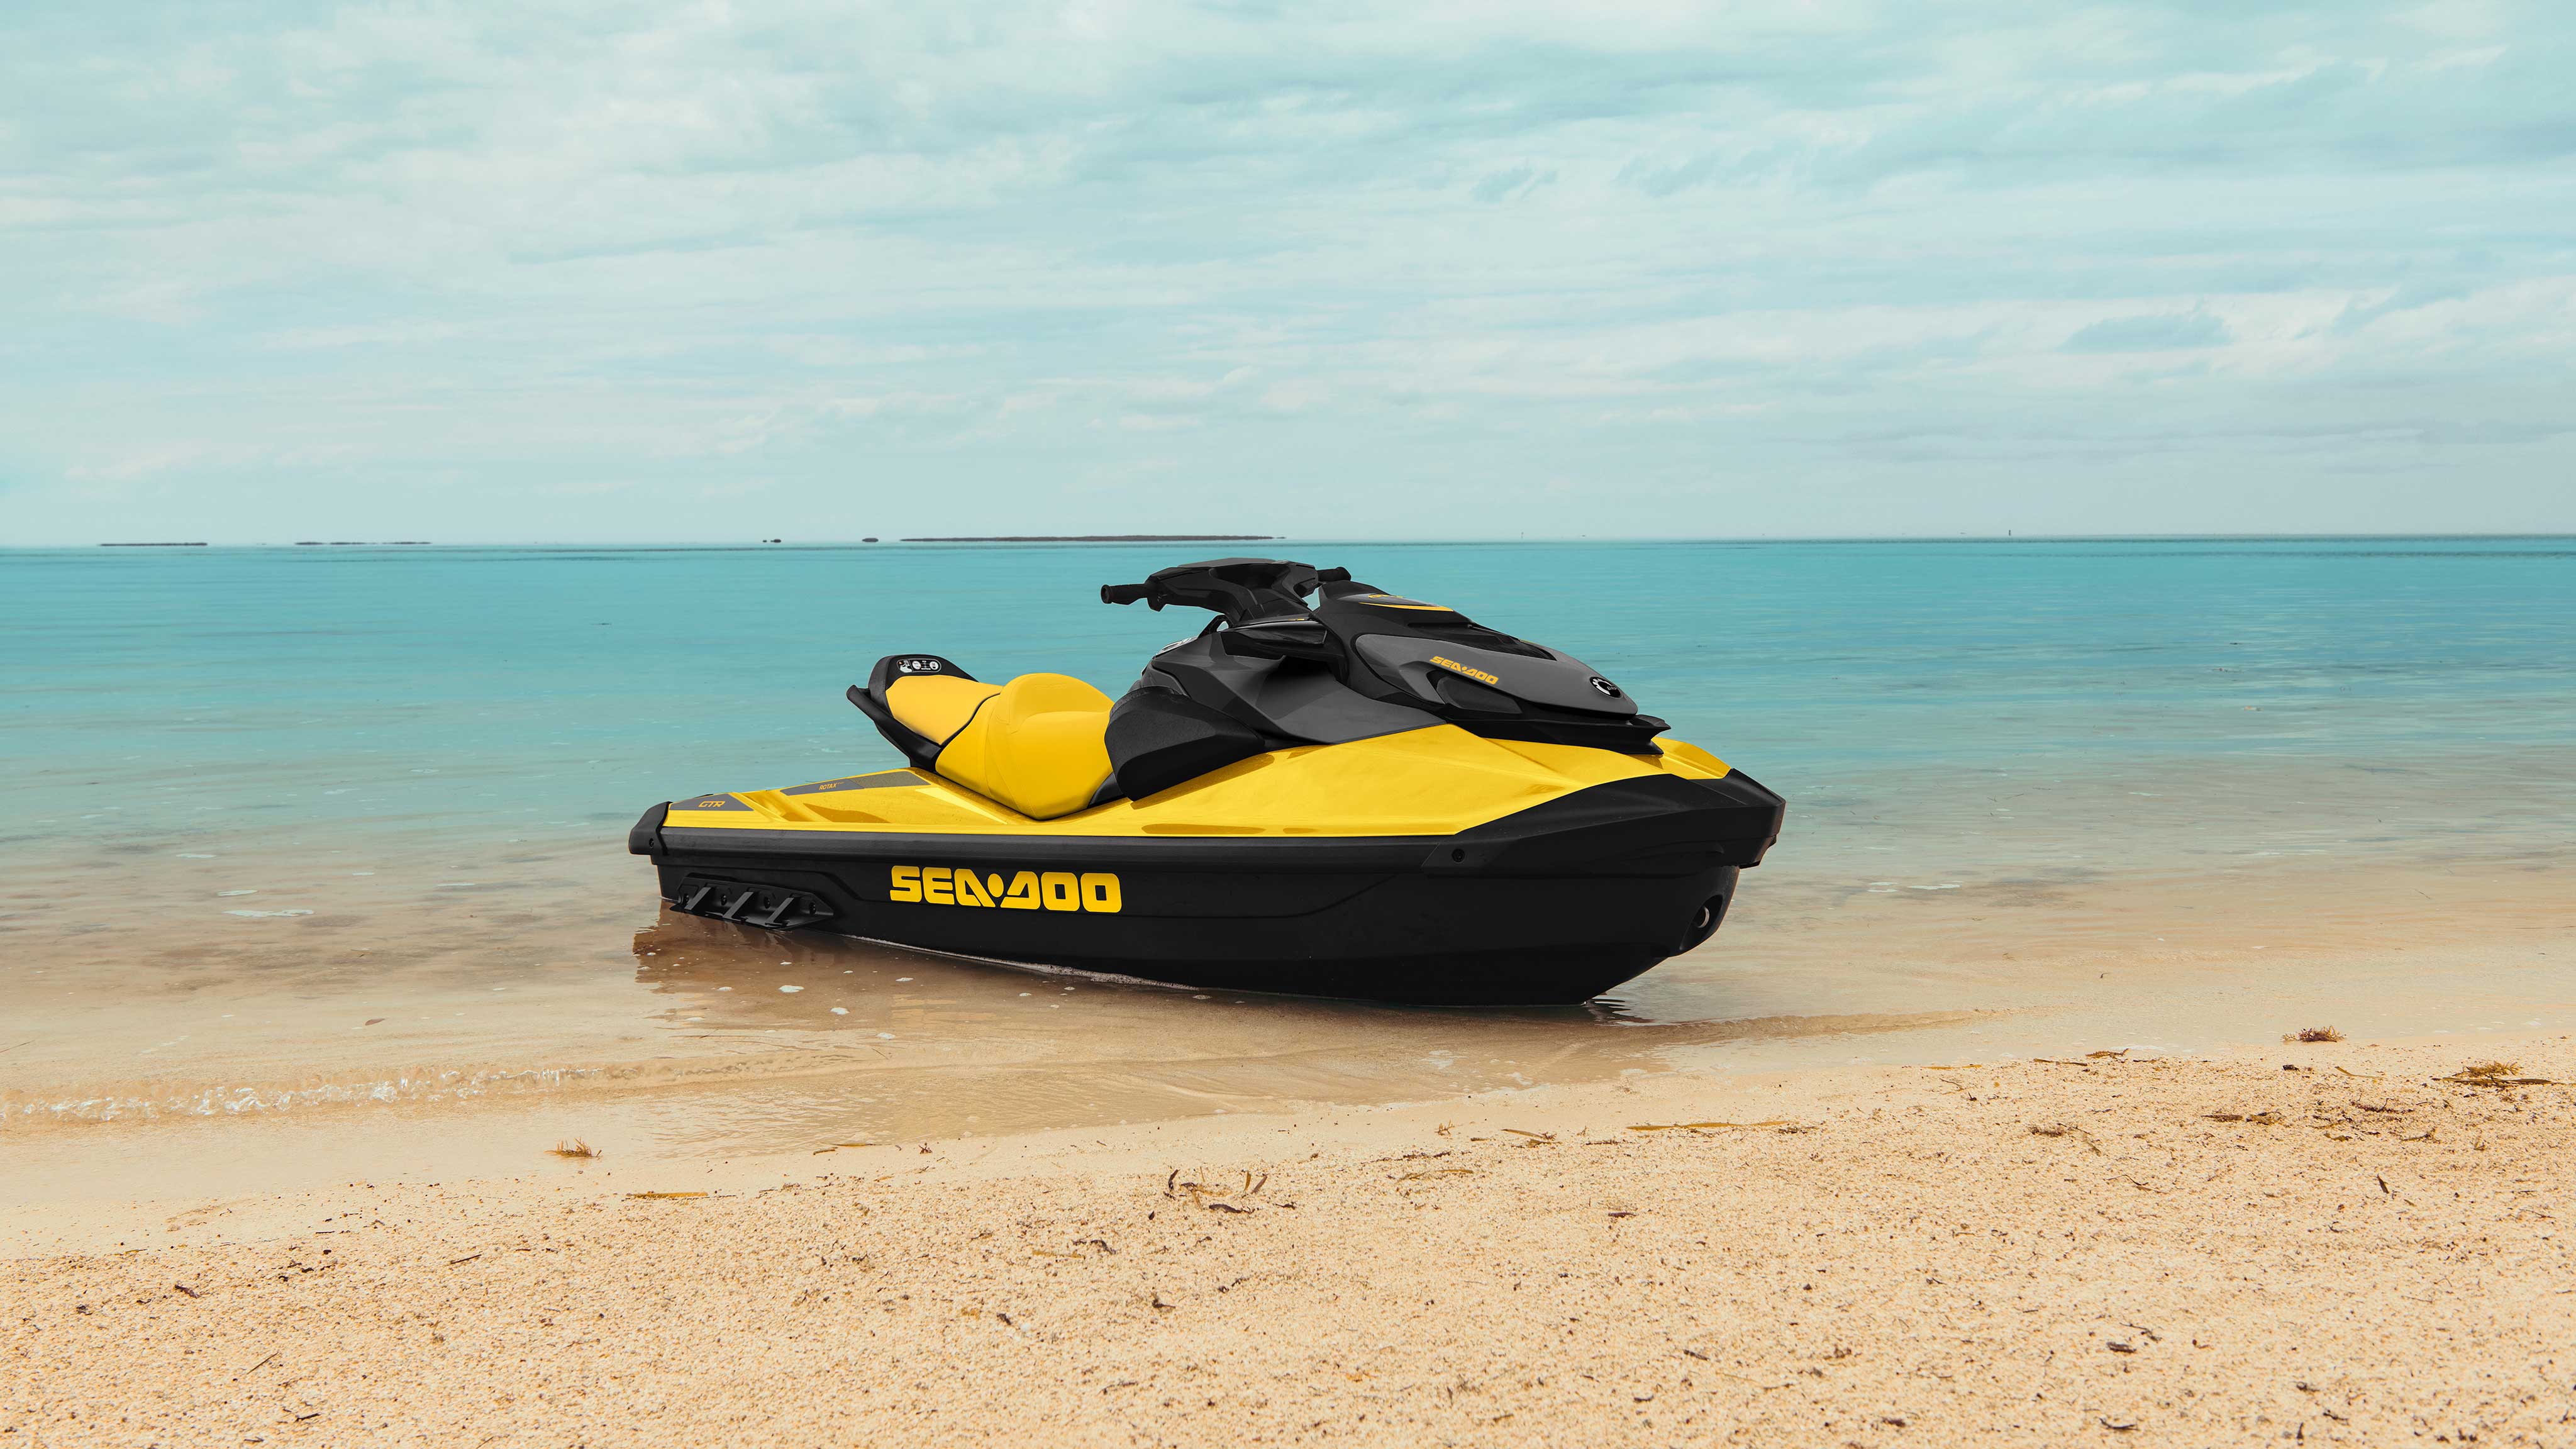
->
[628,558,1784,1005]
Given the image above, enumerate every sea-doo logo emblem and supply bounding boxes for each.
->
[889,867,1121,914]
[895,657,944,675]
[1589,676,1621,698]
[1429,655,1501,686]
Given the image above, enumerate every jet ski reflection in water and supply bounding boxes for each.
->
[630,558,1784,1005]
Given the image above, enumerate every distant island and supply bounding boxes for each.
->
[98,541,208,547]
[901,534,1276,543]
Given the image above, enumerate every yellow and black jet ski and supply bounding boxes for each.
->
[629,558,1784,1004]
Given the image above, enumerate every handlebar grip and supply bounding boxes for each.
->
[1316,567,1352,584]
[1101,583,1153,606]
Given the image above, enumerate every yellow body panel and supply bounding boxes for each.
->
[1656,738,1729,778]
[667,724,1731,838]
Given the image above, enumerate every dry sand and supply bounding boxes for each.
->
[8,1038,2573,1446]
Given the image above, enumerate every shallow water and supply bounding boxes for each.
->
[6,539,2574,1204]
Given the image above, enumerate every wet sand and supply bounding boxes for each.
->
[8,1037,2572,1446]
[9,838,2570,1209]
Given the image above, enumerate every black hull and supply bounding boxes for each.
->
[631,774,1780,1007]
[652,855,1737,1006]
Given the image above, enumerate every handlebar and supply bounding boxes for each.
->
[1099,560,1353,623]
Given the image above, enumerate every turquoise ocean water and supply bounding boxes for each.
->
[6,539,2573,1203]
[12,536,2574,854]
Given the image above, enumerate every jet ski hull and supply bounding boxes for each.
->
[631,771,1779,1006]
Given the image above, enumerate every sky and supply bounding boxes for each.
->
[3,0,2572,543]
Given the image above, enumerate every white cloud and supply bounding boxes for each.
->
[1,0,2571,540]
[2063,308,2233,353]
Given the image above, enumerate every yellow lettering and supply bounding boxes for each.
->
[1080,873,1121,914]
[1040,872,1080,912]
[892,865,1118,913]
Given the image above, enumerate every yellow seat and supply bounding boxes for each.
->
[924,673,1115,819]
[883,674,1002,746]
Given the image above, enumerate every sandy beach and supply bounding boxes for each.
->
[9,1036,2570,1446]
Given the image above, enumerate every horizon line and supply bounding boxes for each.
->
[16,530,2576,550]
